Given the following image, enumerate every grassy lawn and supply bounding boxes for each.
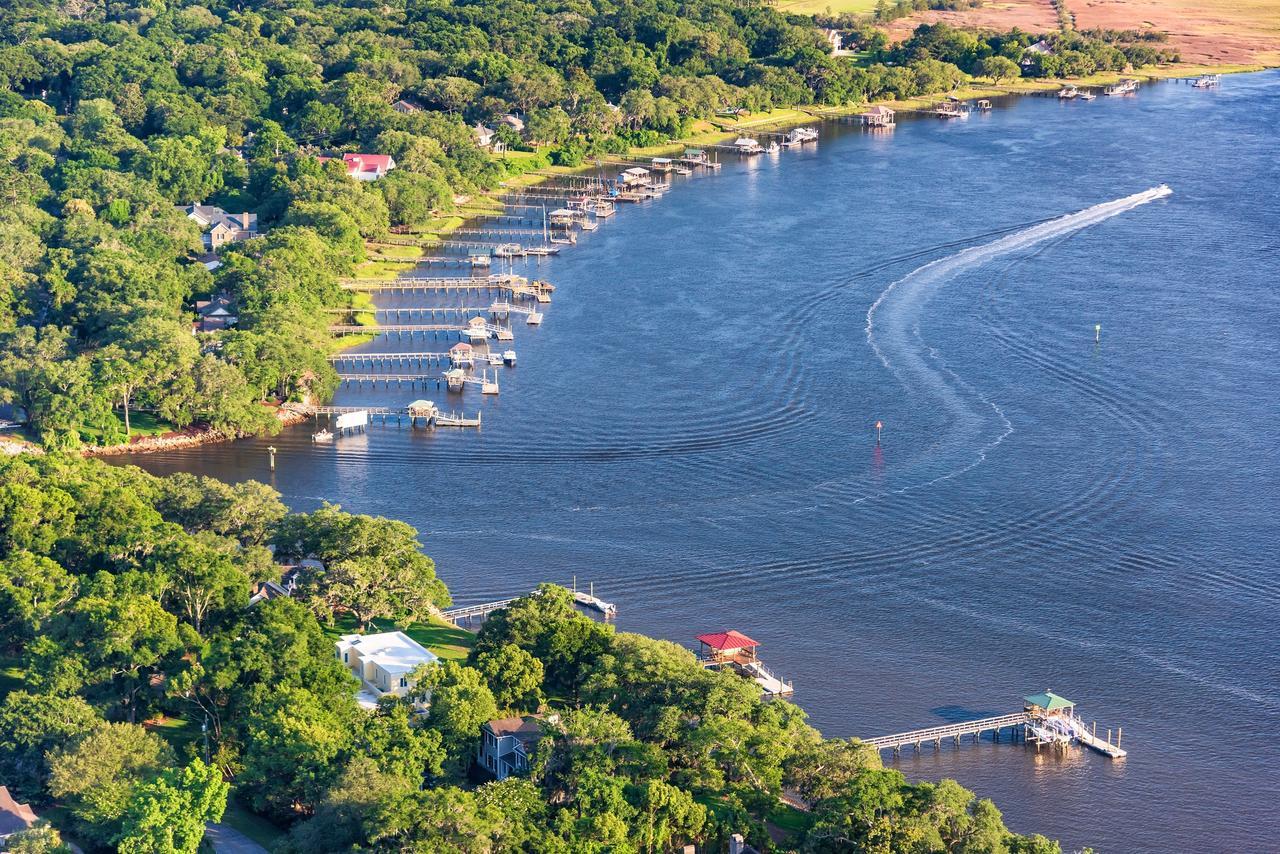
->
[367,242,425,260]
[78,410,176,445]
[222,793,289,848]
[323,614,476,662]
[766,802,815,838]
[351,258,419,279]
[144,713,203,757]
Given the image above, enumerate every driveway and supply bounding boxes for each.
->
[205,822,269,854]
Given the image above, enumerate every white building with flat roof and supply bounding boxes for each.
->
[336,630,438,709]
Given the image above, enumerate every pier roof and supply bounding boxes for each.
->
[1024,690,1074,712]
[696,630,759,651]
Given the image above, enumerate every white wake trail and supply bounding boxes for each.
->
[864,185,1171,482]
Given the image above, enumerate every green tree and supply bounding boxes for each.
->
[474,643,545,712]
[4,822,72,854]
[0,550,77,647]
[980,55,1022,84]
[418,661,498,774]
[46,723,175,849]
[0,691,100,801]
[277,503,449,626]
[115,759,229,854]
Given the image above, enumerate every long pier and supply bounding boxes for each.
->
[310,405,481,428]
[863,712,1031,753]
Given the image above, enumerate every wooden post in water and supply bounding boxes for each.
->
[1116,727,1122,748]
[268,446,277,471]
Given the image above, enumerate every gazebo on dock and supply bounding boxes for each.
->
[1024,690,1075,719]
[695,630,760,665]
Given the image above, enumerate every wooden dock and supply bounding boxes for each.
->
[863,712,1031,754]
[863,692,1127,760]
[309,404,481,428]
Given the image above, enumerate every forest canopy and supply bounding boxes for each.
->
[0,453,1067,852]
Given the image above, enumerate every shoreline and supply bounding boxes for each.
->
[79,404,312,458]
[67,64,1267,458]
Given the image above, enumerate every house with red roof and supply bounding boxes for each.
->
[319,153,397,181]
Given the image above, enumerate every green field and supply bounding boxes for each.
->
[773,0,879,16]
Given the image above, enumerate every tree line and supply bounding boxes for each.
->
[0,453,1070,852]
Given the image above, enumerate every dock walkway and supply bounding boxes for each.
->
[863,712,1031,753]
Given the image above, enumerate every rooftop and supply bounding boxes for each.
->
[1024,690,1075,712]
[337,630,438,675]
[0,786,37,837]
[696,630,759,651]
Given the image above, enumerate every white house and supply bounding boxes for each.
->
[336,630,438,709]
[478,715,546,780]
[474,123,496,149]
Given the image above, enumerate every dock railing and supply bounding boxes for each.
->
[863,712,1031,751]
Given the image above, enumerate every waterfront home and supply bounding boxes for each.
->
[391,98,421,114]
[473,122,496,149]
[335,630,438,709]
[861,105,896,127]
[1021,39,1054,67]
[178,204,260,250]
[478,715,547,780]
[319,153,397,180]
[501,113,525,133]
[0,787,38,844]
[247,579,291,607]
[193,290,238,333]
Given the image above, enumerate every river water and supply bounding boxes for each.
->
[119,72,1280,851]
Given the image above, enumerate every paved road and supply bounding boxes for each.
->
[205,823,269,854]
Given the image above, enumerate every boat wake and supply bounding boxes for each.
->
[865,185,1172,485]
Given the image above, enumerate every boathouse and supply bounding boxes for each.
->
[695,630,793,697]
[449,341,475,367]
[620,166,650,186]
[696,630,760,664]
[861,105,895,127]
[1023,690,1075,719]
[733,137,763,154]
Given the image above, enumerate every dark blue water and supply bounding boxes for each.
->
[120,72,1280,851]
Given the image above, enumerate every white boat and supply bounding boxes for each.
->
[1192,74,1220,88]
[503,349,517,366]
[573,590,617,618]
[1078,91,1096,101]
[485,352,503,366]
[674,166,693,176]
[524,246,557,256]
[765,141,780,154]
[1058,85,1078,99]
[468,254,491,267]
[312,429,334,442]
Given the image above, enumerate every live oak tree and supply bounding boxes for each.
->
[278,503,450,626]
[115,759,229,854]
[46,723,175,849]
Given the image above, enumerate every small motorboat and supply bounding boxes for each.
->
[486,352,503,366]
[765,141,780,154]
[1078,91,1096,101]
[503,349,517,366]
[312,429,334,442]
